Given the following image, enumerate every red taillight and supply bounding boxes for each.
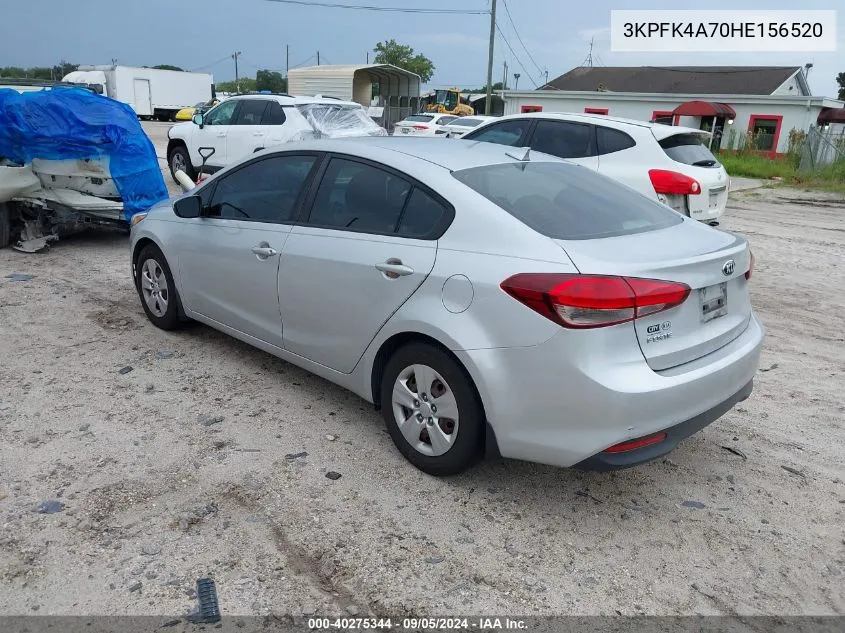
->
[412,124,429,130]
[649,169,701,195]
[745,251,754,280]
[500,274,690,329]
[603,432,668,454]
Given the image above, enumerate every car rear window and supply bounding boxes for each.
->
[452,161,683,240]
[659,133,720,167]
[449,118,485,127]
[404,114,435,123]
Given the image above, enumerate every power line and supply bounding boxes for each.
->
[495,23,537,88]
[191,55,234,72]
[289,55,317,69]
[500,0,543,77]
[263,0,488,14]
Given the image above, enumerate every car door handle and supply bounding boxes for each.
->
[251,245,278,259]
[253,132,265,137]
[375,259,414,278]
[216,132,226,138]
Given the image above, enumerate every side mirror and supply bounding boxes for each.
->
[173,195,203,218]
[192,113,204,128]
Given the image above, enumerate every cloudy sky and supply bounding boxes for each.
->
[1,0,841,97]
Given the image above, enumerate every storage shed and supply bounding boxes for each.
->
[287,64,421,130]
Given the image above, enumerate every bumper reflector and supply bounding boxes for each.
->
[603,432,668,454]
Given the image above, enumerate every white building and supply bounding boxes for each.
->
[502,66,845,156]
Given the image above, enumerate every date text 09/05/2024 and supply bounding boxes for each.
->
[308,617,528,630]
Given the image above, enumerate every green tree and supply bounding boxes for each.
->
[216,77,257,93]
[255,70,287,93]
[463,82,504,94]
[372,39,434,83]
[837,72,845,100]
[152,64,184,71]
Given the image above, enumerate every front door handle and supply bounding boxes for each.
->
[253,131,265,137]
[251,244,278,259]
[375,259,414,279]
[217,132,226,138]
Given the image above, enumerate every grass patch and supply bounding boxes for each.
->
[720,154,845,194]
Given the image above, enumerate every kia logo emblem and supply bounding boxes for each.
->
[722,260,735,276]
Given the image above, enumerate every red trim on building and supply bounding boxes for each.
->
[747,114,784,157]
[584,107,609,115]
[521,105,543,113]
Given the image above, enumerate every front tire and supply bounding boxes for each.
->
[380,343,483,476]
[168,145,196,182]
[135,244,187,330]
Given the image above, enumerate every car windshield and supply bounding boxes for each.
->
[404,114,435,123]
[452,161,683,240]
[659,133,720,167]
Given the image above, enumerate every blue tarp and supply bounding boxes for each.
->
[0,87,168,220]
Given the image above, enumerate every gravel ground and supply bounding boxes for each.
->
[1,127,844,618]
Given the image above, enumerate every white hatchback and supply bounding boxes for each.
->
[392,113,458,137]
[463,113,730,224]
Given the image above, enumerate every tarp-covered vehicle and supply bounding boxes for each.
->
[0,87,167,252]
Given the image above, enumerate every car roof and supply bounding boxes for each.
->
[266,137,560,171]
[492,111,707,137]
[225,94,361,107]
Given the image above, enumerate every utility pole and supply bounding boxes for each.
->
[513,73,520,90]
[286,45,289,77]
[366,51,369,64]
[317,51,320,66]
[502,60,508,90]
[544,69,549,86]
[232,51,242,93]
[484,0,497,116]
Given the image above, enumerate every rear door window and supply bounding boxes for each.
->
[659,133,719,167]
[452,161,682,240]
[396,188,449,238]
[261,101,286,125]
[529,120,596,159]
[464,120,531,146]
[233,100,269,125]
[307,158,411,234]
[596,126,636,155]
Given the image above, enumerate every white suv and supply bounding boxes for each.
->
[462,113,730,224]
[166,94,385,182]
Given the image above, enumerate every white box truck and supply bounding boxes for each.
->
[62,66,214,121]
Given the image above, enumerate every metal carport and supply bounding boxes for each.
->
[287,64,421,132]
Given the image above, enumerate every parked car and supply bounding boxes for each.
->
[462,113,730,224]
[441,115,496,138]
[131,137,762,476]
[174,99,220,122]
[392,113,459,137]
[166,95,386,182]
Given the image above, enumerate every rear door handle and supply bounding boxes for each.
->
[251,245,278,259]
[217,132,226,138]
[253,132,265,137]
[375,259,414,278]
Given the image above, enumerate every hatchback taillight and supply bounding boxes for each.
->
[649,169,701,196]
[500,274,691,329]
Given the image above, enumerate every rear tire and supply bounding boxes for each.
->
[168,145,196,182]
[135,244,187,330]
[380,343,483,476]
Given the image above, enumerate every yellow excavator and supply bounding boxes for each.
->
[425,88,474,116]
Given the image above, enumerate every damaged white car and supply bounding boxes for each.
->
[166,95,387,182]
[0,86,167,252]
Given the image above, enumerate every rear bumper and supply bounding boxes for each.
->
[457,312,764,469]
[573,379,753,470]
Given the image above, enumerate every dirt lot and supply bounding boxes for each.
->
[1,127,844,618]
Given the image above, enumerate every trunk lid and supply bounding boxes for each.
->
[555,220,752,370]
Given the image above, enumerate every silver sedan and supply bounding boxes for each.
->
[130,137,763,476]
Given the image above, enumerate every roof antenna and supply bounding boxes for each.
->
[505,147,531,162]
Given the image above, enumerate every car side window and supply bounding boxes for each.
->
[530,120,596,159]
[204,100,238,126]
[308,158,411,234]
[262,101,286,125]
[207,155,317,222]
[464,120,530,146]
[233,100,268,125]
[596,126,636,155]
[396,188,448,238]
